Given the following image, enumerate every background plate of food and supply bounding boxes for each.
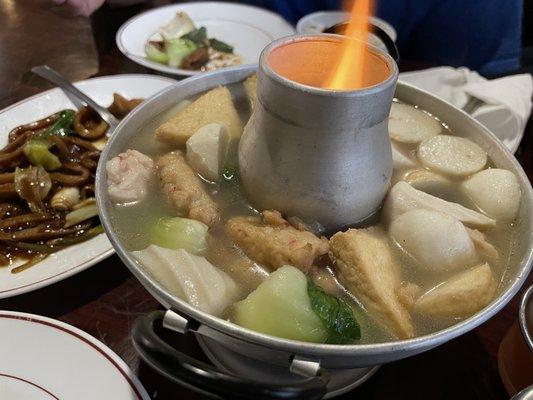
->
[116,2,295,76]
[0,74,175,299]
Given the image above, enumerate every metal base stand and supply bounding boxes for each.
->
[196,335,380,399]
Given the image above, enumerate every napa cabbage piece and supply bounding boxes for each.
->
[159,11,196,41]
[232,265,328,342]
[149,217,208,254]
[132,246,238,316]
[145,42,169,64]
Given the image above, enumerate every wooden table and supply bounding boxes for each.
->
[0,2,531,399]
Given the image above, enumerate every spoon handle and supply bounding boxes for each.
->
[31,65,119,129]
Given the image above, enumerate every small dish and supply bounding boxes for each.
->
[116,2,295,76]
[0,311,150,399]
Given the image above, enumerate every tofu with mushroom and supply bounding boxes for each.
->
[155,86,242,146]
[227,210,329,272]
[156,151,219,226]
[329,227,414,339]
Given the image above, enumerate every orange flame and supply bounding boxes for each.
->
[324,0,375,90]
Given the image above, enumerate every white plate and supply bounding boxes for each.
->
[116,2,295,76]
[296,10,397,52]
[0,311,149,399]
[0,74,175,299]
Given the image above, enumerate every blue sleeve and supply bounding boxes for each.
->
[241,0,340,24]
[376,0,522,74]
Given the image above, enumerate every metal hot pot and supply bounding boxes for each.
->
[95,44,533,398]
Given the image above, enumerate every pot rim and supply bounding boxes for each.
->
[96,64,533,357]
[260,33,399,96]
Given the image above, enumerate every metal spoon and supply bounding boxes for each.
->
[31,65,120,134]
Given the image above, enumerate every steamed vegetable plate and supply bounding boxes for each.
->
[145,11,243,71]
[0,94,142,273]
[107,77,522,344]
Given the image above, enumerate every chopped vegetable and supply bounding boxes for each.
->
[232,265,328,343]
[165,38,198,68]
[47,225,104,246]
[307,278,361,343]
[11,254,48,274]
[14,166,52,213]
[41,109,76,138]
[182,27,208,46]
[145,41,170,64]
[64,198,97,228]
[209,38,233,53]
[23,139,61,171]
[149,217,208,254]
[159,11,196,40]
[132,246,238,316]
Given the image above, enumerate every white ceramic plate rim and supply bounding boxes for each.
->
[0,74,175,299]
[0,310,150,399]
[116,2,295,76]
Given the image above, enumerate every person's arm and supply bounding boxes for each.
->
[53,0,105,16]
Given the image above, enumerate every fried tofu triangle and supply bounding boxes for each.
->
[330,227,414,339]
[227,210,329,272]
[156,151,219,226]
[155,86,243,146]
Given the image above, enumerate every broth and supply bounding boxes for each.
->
[108,79,520,344]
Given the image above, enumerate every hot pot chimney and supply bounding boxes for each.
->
[238,34,398,229]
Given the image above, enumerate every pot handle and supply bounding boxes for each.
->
[324,22,400,63]
[132,310,330,400]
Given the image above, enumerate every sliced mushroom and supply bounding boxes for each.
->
[51,187,81,211]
